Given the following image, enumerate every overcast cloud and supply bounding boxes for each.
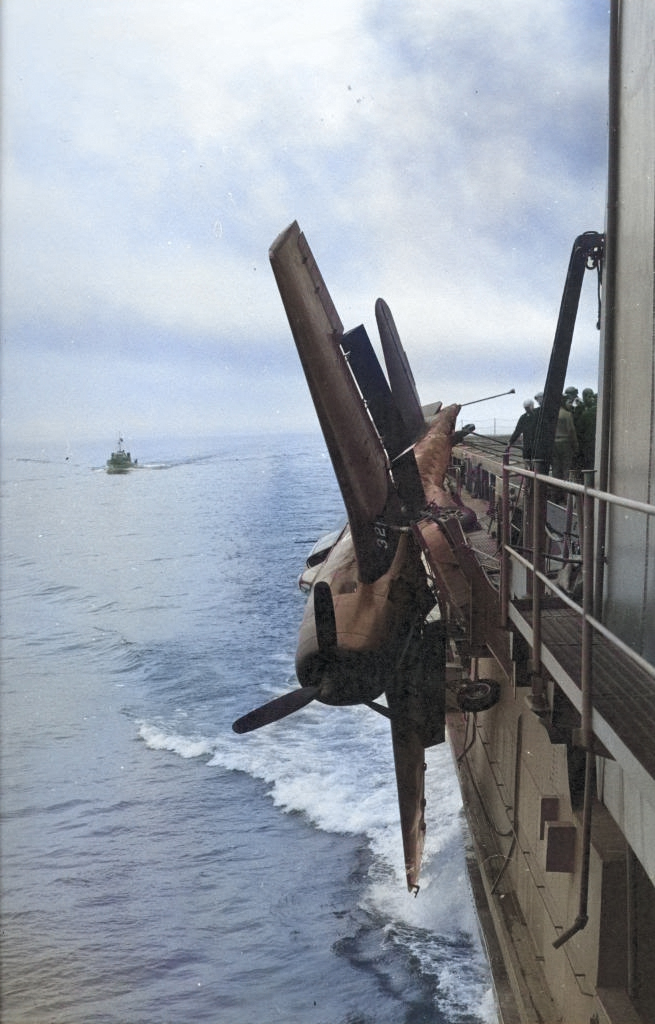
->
[2,1,609,446]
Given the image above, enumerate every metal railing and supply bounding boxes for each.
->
[499,457,655,948]
[500,459,655,685]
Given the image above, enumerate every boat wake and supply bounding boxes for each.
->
[136,710,496,1023]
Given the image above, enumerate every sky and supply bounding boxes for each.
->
[2,0,610,447]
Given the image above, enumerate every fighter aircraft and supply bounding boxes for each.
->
[232,222,481,892]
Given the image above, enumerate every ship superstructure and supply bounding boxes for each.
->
[442,4,655,1018]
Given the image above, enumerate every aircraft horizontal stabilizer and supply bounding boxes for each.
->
[269,223,401,582]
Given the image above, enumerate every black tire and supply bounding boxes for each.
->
[456,679,501,713]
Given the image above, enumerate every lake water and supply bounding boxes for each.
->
[1,434,496,1023]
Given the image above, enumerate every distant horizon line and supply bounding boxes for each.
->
[1,425,327,455]
[2,416,520,456]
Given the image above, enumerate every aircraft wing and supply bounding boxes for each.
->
[269,222,402,583]
[343,322,426,515]
[375,298,426,444]
[386,620,446,891]
[342,323,410,460]
[390,718,426,893]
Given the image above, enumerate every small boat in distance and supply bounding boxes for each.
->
[106,436,137,474]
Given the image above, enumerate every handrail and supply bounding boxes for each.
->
[507,463,655,517]
[506,547,655,683]
[500,454,511,627]
[499,461,655,950]
[507,550,655,677]
[502,470,655,677]
[530,462,546,707]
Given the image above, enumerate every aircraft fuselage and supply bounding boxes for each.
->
[296,405,462,705]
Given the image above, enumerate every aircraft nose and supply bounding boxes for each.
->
[304,650,385,706]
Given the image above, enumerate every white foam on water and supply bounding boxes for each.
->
[138,699,498,1022]
[138,721,217,760]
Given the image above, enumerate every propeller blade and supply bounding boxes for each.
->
[232,686,320,734]
[313,581,337,652]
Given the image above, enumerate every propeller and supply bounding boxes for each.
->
[312,580,337,651]
[232,685,319,734]
[232,581,337,735]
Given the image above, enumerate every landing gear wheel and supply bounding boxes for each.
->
[456,679,501,713]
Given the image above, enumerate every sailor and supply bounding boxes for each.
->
[552,396,579,480]
[576,388,597,469]
[508,400,537,464]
